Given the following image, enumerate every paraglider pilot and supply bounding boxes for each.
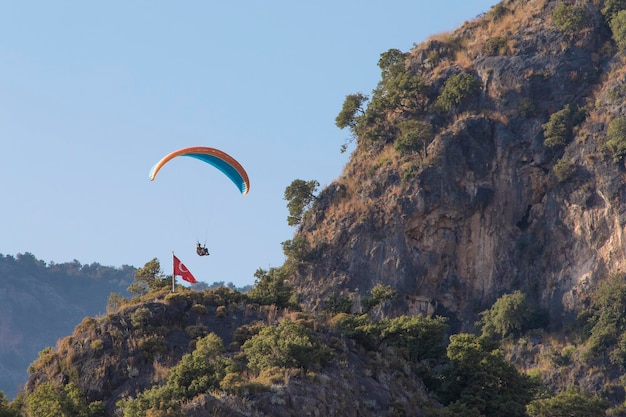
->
[196,242,210,256]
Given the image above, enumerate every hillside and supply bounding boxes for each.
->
[5,0,626,416]
[0,253,134,399]
[292,0,626,331]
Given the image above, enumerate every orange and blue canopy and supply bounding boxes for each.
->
[149,146,250,195]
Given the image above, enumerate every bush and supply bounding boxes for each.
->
[479,291,535,339]
[603,0,626,23]
[167,333,227,398]
[24,382,103,417]
[519,98,539,118]
[185,324,208,339]
[526,385,607,417]
[610,9,626,50]
[242,320,332,373]
[605,116,626,161]
[579,274,626,358]
[438,334,535,417]
[483,36,509,56]
[553,4,591,36]
[130,307,152,329]
[543,108,571,148]
[553,157,576,183]
[436,73,481,112]
[542,104,584,148]
[394,120,434,157]
[247,267,293,307]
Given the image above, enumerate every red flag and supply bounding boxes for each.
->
[173,255,197,284]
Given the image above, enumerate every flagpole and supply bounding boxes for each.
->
[172,251,176,293]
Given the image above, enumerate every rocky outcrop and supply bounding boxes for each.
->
[291,0,626,329]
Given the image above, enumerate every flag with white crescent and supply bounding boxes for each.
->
[173,255,197,284]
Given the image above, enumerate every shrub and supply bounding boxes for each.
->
[543,108,570,148]
[553,157,576,183]
[439,334,535,417]
[248,267,293,307]
[483,36,509,56]
[167,333,227,398]
[190,303,208,315]
[602,0,626,23]
[242,320,332,373]
[542,104,585,149]
[394,120,434,157]
[130,307,152,329]
[526,385,607,417]
[90,339,104,351]
[323,294,353,314]
[610,9,626,50]
[479,291,534,339]
[579,274,626,358]
[212,305,225,318]
[379,315,448,362]
[138,336,168,362]
[553,4,591,36]
[185,324,208,339]
[605,116,626,162]
[519,98,539,118]
[362,284,397,311]
[436,73,481,112]
[24,382,103,417]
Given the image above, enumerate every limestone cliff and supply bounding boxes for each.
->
[291,0,626,328]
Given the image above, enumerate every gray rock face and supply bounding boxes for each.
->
[291,0,626,329]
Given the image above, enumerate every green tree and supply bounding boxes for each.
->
[247,267,293,307]
[369,49,428,116]
[347,48,429,145]
[579,274,626,359]
[106,292,126,314]
[336,93,368,132]
[23,382,103,417]
[542,104,585,148]
[603,0,626,23]
[379,315,448,362]
[479,291,534,339]
[438,334,534,417]
[167,333,228,398]
[552,4,590,35]
[526,386,607,417]
[284,179,319,226]
[0,391,19,417]
[395,120,435,157]
[116,385,178,417]
[362,283,397,311]
[436,73,481,112]
[243,320,332,373]
[127,258,169,295]
[553,157,576,183]
[611,9,626,50]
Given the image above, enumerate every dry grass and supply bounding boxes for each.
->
[152,360,170,383]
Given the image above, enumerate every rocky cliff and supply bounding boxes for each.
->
[292,0,626,329]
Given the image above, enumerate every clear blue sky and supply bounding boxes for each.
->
[0,1,498,288]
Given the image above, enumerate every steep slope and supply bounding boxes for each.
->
[291,0,626,329]
[22,289,441,417]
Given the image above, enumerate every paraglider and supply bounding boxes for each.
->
[149,146,250,195]
[196,242,210,256]
[149,146,250,256]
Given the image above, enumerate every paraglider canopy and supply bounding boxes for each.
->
[149,146,250,195]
